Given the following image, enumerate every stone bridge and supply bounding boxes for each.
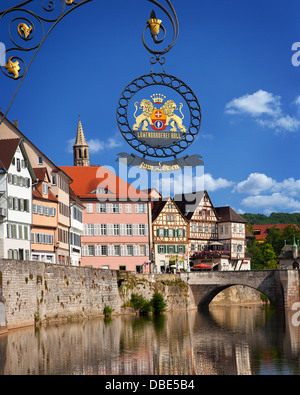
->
[180,270,300,310]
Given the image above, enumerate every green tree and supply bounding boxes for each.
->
[130,293,152,314]
[151,292,166,314]
[265,227,283,256]
[247,240,264,270]
[281,225,300,245]
[261,243,278,269]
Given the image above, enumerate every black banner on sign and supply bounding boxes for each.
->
[117,153,204,172]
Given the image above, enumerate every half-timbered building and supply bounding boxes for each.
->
[152,197,189,273]
[173,191,251,271]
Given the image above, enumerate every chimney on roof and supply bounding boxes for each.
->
[13,120,19,129]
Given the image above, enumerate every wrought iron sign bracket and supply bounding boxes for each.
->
[116,0,203,172]
[0,0,94,125]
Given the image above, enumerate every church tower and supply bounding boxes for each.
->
[73,117,90,167]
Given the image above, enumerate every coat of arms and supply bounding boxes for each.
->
[132,94,186,133]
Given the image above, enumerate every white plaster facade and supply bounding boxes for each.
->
[69,195,84,266]
[0,141,34,260]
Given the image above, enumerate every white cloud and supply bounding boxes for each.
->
[241,193,300,213]
[235,173,275,195]
[295,95,300,108]
[225,90,300,133]
[235,172,300,213]
[66,135,122,154]
[204,173,234,192]
[225,90,281,117]
[106,137,123,149]
[151,172,233,197]
[257,115,300,133]
[87,139,105,154]
[235,173,300,197]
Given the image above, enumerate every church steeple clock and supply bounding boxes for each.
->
[73,117,90,167]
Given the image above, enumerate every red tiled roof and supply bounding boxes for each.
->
[33,167,48,182]
[32,188,58,202]
[253,224,300,241]
[60,166,149,201]
[0,138,21,170]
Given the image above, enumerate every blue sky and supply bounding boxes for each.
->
[1,0,300,214]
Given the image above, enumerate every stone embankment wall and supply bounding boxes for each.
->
[0,260,122,330]
[119,273,197,311]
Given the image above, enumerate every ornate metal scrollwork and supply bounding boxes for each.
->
[0,0,94,125]
[116,0,203,171]
[117,72,202,159]
[143,0,179,72]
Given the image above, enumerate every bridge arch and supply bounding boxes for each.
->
[192,284,270,308]
[180,271,286,309]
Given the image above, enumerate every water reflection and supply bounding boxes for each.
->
[0,306,300,375]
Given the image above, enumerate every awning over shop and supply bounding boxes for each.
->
[193,264,212,269]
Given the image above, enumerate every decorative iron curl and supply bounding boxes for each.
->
[142,0,179,66]
[0,0,93,125]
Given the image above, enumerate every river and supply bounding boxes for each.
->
[0,305,300,375]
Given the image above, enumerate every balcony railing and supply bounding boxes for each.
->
[192,250,231,258]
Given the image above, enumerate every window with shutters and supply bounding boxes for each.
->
[158,245,164,254]
[86,203,94,213]
[127,245,133,256]
[96,203,106,213]
[112,204,119,213]
[114,224,120,236]
[139,224,145,236]
[178,245,184,253]
[100,224,107,235]
[158,229,164,237]
[126,224,132,236]
[88,245,95,256]
[139,245,145,256]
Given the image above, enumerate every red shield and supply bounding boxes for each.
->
[151,108,167,131]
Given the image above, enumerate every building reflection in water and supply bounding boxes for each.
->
[0,306,300,375]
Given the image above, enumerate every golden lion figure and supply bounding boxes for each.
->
[161,100,186,133]
[133,99,154,131]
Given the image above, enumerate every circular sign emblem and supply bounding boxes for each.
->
[117,73,201,158]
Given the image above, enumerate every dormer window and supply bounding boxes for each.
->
[90,187,111,194]
[42,183,49,195]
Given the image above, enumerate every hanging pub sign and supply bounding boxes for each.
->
[116,0,204,172]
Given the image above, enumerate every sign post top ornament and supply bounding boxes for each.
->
[116,0,204,172]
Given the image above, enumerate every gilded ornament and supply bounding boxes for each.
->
[17,23,33,39]
[65,0,75,5]
[5,57,21,79]
[147,11,162,37]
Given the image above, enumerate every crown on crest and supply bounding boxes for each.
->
[151,94,166,104]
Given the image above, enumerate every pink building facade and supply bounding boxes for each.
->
[61,166,151,272]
